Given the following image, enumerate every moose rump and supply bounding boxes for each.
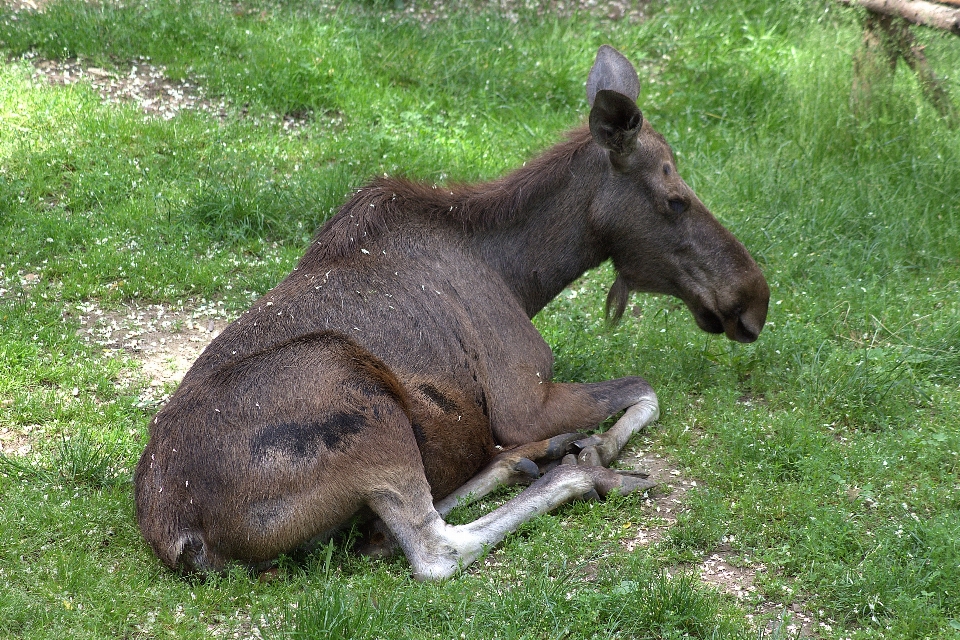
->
[135,331,449,571]
[134,45,768,580]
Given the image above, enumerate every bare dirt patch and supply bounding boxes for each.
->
[698,550,818,637]
[3,1,309,126]
[22,53,316,130]
[699,550,763,601]
[71,299,234,406]
[0,424,35,457]
[615,445,701,548]
[29,54,233,122]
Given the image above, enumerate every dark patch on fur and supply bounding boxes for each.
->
[250,500,286,529]
[253,412,367,461]
[410,421,427,448]
[418,383,459,414]
[478,388,489,419]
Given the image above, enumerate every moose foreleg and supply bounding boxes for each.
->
[445,378,660,514]
[434,432,582,516]
[572,390,659,467]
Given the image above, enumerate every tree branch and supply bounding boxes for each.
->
[839,0,960,35]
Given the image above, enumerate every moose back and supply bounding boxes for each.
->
[134,45,769,580]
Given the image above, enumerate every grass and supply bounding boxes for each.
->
[1,0,959,637]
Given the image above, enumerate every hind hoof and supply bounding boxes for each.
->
[590,467,658,497]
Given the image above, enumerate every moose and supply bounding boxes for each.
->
[134,45,769,580]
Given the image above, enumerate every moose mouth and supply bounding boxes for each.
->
[609,274,766,344]
[693,306,762,343]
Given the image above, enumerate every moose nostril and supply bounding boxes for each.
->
[734,316,760,343]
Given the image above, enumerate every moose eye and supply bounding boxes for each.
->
[668,199,687,214]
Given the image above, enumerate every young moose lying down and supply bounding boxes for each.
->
[134,45,768,580]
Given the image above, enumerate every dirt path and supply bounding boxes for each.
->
[7,0,649,125]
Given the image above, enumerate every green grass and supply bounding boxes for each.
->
[2,0,960,638]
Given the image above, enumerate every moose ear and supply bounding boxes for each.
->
[589,89,643,157]
[586,45,640,107]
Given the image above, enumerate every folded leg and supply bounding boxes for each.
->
[370,463,656,581]
[436,384,659,516]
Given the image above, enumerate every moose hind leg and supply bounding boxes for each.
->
[359,437,560,558]
[369,463,655,581]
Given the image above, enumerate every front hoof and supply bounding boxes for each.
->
[570,435,602,455]
[613,469,650,479]
[511,457,541,485]
[614,474,657,496]
[543,433,585,459]
[576,445,603,467]
[578,488,602,502]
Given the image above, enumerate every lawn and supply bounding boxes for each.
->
[1,0,959,638]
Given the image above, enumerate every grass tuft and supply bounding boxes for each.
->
[263,545,391,640]
[0,426,126,490]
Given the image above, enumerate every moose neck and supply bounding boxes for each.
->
[469,128,608,317]
[304,127,610,318]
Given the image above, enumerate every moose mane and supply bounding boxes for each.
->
[303,126,598,263]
